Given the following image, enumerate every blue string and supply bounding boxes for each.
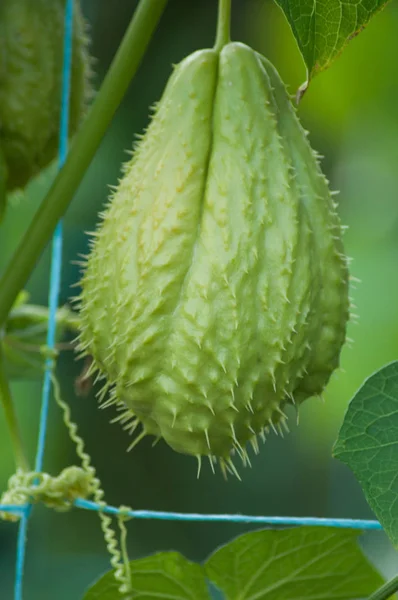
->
[0,506,27,517]
[14,513,29,600]
[1,500,382,531]
[34,0,73,475]
[74,500,383,530]
[13,2,74,599]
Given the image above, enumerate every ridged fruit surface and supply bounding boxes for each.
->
[0,0,91,191]
[77,42,349,475]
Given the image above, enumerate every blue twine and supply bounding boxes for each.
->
[74,500,382,530]
[14,513,29,600]
[1,499,382,531]
[14,1,74,599]
[34,0,73,475]
[0,505,27,517]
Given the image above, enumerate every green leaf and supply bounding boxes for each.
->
[274,0,390,85]
[205,526,383,599]
[333,361,398,548]
[83,551,210,600]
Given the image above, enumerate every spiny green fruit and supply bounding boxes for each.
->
[77,42,350,477]
[2,291,79,381]
[0,0,92,193]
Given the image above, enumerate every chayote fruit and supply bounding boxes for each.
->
[77,42,349,476]
[0,0,92,195]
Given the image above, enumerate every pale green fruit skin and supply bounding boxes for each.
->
[78,43,349,464]
[258,56,349,400]
[0,0,91,191]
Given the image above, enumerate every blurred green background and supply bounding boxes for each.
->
[1,0,398,598]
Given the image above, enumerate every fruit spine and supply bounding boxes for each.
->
[77,41,349,477]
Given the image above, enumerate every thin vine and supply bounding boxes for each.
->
[368,575,398,600]
[0,349,29,473]
[214,0,231,51]
[51,374,133,598]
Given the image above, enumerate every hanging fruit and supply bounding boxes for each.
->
[77,17,349,477]
[0,0,92,200]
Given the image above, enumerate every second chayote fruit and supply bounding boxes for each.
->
[0,0,92,202]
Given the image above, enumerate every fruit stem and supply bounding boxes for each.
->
[368,574,398,600]
[0,349,29,472]
[214,0,232,51]
[0,0,169,328]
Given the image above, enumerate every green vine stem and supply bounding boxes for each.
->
[0,0,169,328]
[214,0,232,51]
[368,575,398,600]
[0,349,29,472]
